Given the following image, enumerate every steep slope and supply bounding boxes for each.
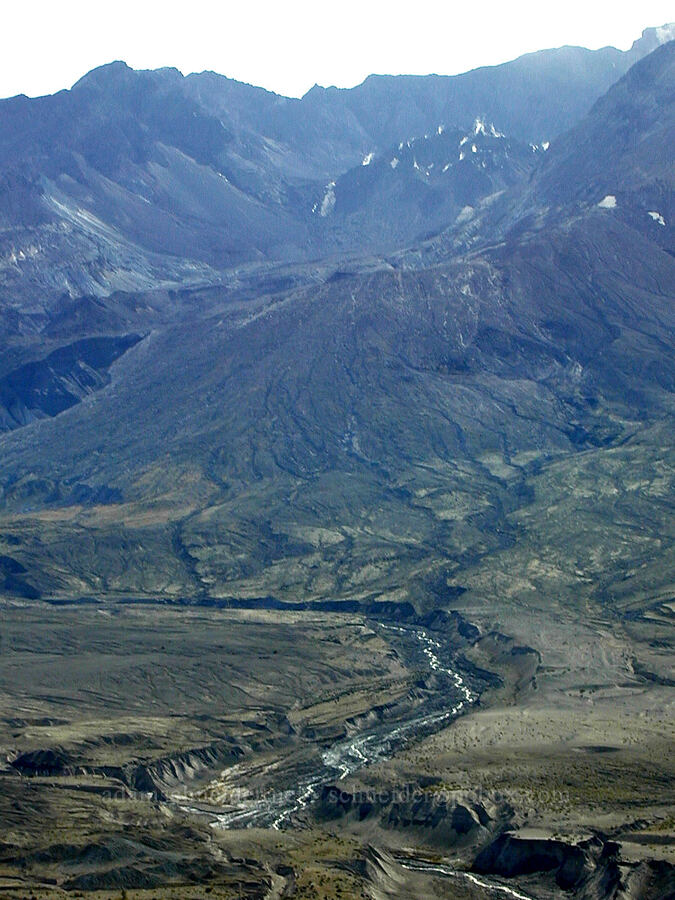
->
[0,38,673,900]
[395,39,674,267]
[533,39,675,249]
[0,61,311,318]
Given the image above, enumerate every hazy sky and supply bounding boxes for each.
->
[1,1,673,100]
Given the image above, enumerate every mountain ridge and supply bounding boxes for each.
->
[0,25,672,342]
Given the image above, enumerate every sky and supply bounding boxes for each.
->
[1,1,673,100]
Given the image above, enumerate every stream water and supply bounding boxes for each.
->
[398,858,537,900]
[198,624,477,830]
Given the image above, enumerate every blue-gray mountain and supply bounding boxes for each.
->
[0,37,671,607]
[0,24,673,323]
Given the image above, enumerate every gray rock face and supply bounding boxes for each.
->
[473,832,594,888]
[0,333,141,431]
[473,832,675,899]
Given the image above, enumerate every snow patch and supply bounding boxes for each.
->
[472,118,504,138]
[598,195,617,209]
[648,211,666,226]
[6,246,39,265]
[455,206,475,225]
[319,182,336,217]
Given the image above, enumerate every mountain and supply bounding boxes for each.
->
[0,23,672,337]
[185,25,675,169]
[0,40,672,607]
[0,28,667,446]
[285,25,675,148]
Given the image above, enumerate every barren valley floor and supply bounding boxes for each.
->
[0,598,672,899]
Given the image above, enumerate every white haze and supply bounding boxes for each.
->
[1,0,673,100]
